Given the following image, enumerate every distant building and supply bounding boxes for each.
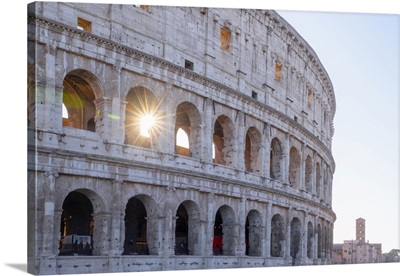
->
[332,218,382,264]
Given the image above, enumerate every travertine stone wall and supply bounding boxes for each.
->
[28,2,336,275]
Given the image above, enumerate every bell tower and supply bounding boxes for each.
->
[356,217,366,242]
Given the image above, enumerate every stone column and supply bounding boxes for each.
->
[204,192,215,256]
[36,43,59,132]
[53,209,63,254]
[284,207,292,261]
[92,212,111,256]
[237,198,246,256]
[282,134,291,184]
[119,100,128,144]
[108,65,124,144]
[312,151,317,196]
[36,43,64,148]
[299,143,305,191]
[202,98,214,165]
[321,220,326,262]
[94,96,112,141]
[301,212,308,264]
[42,171,59,256]
[235,111,245,172]
[160,190,175,256]
[262,123,271,179]
[109,179,123,256]
[145,216,163,255]
[264,202,272,257]
[158,83,175,155]
[313,216,318,263]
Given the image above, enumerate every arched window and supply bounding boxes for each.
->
[213,116,235,166]
[244,127,262,173]
[174,102,201,158]
[62,72,96,131]
[176,128,189,151]
[289,147,301,187]
[124,87,161,148]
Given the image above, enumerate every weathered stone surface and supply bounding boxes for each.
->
[28,2,336,275]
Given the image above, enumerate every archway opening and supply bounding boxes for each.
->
[271,214,284,257]
[289,147,301,187]
[123,197,149,255]
[59,191,94,256]
[62,73,96,131]
[124,87,160,148]
[213,116,234,166]
[176,128,190,156]
[213,206,236,256]
[213,210,223,255]
[290,217,301,260]
[175,204,189,255]
[245,210,262,256]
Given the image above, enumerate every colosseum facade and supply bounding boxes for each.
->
[27,2,336,275]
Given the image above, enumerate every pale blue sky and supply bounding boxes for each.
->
[276,9,399,253]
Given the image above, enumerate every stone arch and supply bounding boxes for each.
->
[124,87,161,148]
[123,194,159,255]
[174,200,201,256]
[270,214,285,257]
[270,138,283,181]
[59,189,105,256]
[307,221,313,258]
[305,155,313,193]
[244,126,262,173]
[289,147,301,187]
[213,205,237,256]
[290,217,301,259]
[213,115,235,166]
[174,102,202,158]
[62,70,99,131]
[245,209,263,256]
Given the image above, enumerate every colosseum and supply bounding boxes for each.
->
[27,2,336,275]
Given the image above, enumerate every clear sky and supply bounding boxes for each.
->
[276,8,399,253]
[1,1,398,275]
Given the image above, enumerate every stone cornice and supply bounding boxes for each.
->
[29,145,336,221]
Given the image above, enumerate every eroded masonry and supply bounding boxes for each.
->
[28,3,336,275]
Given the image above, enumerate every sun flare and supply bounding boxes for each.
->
[140,113,156,138]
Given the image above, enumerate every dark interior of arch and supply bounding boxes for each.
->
[123,197,149,255]
[59,191,94,256]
